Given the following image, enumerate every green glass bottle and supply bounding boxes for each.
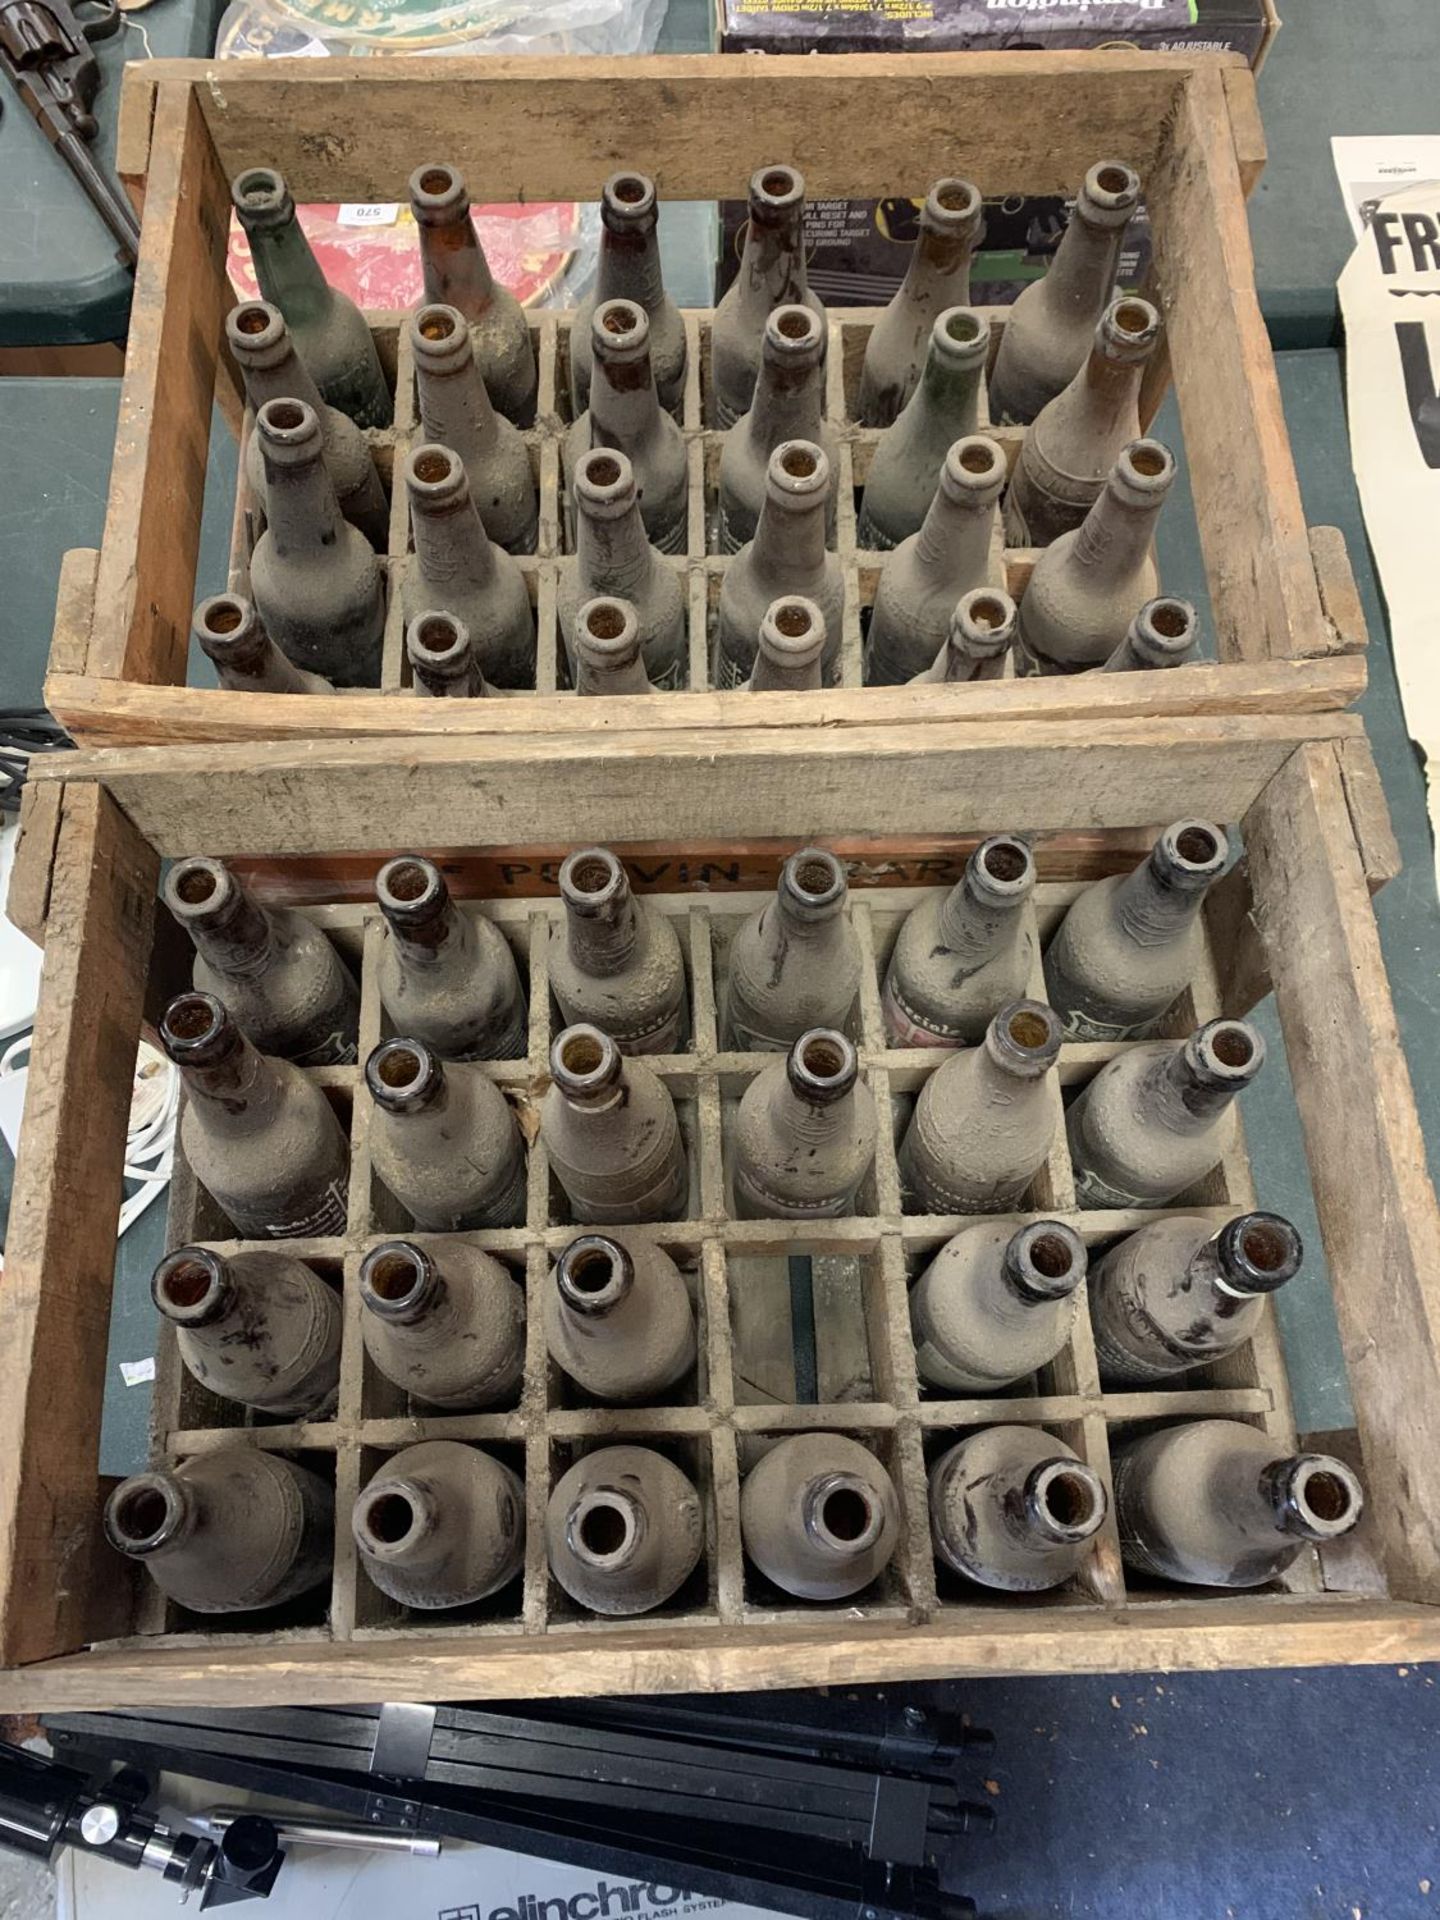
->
[233,167,391,429]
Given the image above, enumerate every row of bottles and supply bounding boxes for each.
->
[104,1415,1364,1617]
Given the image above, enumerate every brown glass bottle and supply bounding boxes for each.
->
[882,834,1036,1048]
[410,302,538,554]
[1100,595,1199,673]
[402,443,535,690]
[1089,1211,1303,1386]
[228,300,388,549]
[718,305,837,554]
[152,1246,342,1417]
[366,1039,527,1230]
[375,854,527,1061]
[733,1031,877,1220]
[929,1427,1107,1592]
[899,1000,1062,1214]
[546,1231,696,1402]
[104,1448,334,1614]
[358,1239,525,1408]
[407,609,491,698]
[746,596,826,692]
[723,849,861,1052]
[986,161,1143,426]
[192,594,334,696]
[564,301,688,555]
[1043,820,1231,1040]
[410,162,537,425]
[233,167,391,428]
[557,449,687,689]
[159,993,350,1239]
[910,1220,1086,1392]
[165,855,359,1066]
[1004,296,1162,548]
[857,179,984,428]
[573,596,656,696]
[546,1443,704,1615]
[715,441,844,688]
[353,1441,524,1610]
[549,847,688,1055]
[1066,1018,1266,1210]
[1113,1419,1363,1589]
[249,398,385,687]
[857,307,989,552]
[541,1026,688,1225]
[711,165,824,428]
[864,436,1007,686]
[571,172,687,417]
[740,1433,900,1601]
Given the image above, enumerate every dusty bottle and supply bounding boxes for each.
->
[1090,1211,1303,1386]
[733,1031,877,1220]
[856,307,989,551]
[1017,438,1176,675]
[711,165,824,429]
[1113,1418,1363,1589]
[233,167,391,428]
[910,587,1017,684]
[375,854,527,1061]
[410,303,538,554]
[740,1433,900,1601]
[365,1038,527,1229]
[910,1219,1086,1392]
[408,609,491,698]
[571,171,687,417]
[152,1245,342,1417]
[104,1449,334,1615]
[716,441,844,688]
[882,835,1036,1048]
[558,449,686,689]
[987,161,1143,426]
[1004,296,1163,547]
[746,596,826,692]
[353,1441,524,1610]
[192,593,334,695]
[929,1427,1107,1592]
[1066,1017,1266,1210]
[1043,820,1231,1041]
[358,1238,525,1408]
[546,1444,703,1616]
[857,179,984,429]
[549,847,688,1055]
[1100,595,1199,673]
[565,301,688,556]
[410,161,537,425]
[718,305,837,553]
[159,992,350,1239]
[249,399,385,687]
[546,1230,696,1401]
[402,443,534,689]
[574,596,656,697]
[541,1025,688,1224]
[864,435,1007,686]
[229,301,388,549]
[899,1000,1062,1214]
[164,855,359,1066]
[723,849,861,1052]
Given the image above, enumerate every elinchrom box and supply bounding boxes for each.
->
[715,0,1279,307]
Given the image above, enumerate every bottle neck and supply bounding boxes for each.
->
[918,347,984,416]
[1149,1049,1244,1133]
[416,352,498,452]
[591,351,662,450]
[937,870,1021,965]
[597,217,666,313]
[1038,211,1126,317]
[386,897,469,971]
[187,888,275,978]
[1113,853,1207,945]
[237,338,324,416]
[575,493,653,595]
[1072,482,1163,579]
[264,450,346,559]
[419,216,496,317]
[901,223,973,303]
[247,216,336,328]
[753,490,827,575]
[410,494,497,589]
[744,355,824,452]
[567,892,639,977]
[1183,1236,1248,1319]
[772,1074,851,1146]
[916,486,991,575]
[739,211,807,313]
[178,1029,285,1130]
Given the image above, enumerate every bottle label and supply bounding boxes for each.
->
[714,648,748,691]
[1055,1008,1150,1044]
[881,976,966,1049]
[264,1178,349,1240]
[291,1029,360,1068]
[1070,1162,1151,1211]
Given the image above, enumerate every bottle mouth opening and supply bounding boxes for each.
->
[1219,1211,1302,1293]
[231,301,279,343]
[939,307,985,349]
[609,172,650,204]
[557,1235,632,1314]
[409,163,465,216]
[578,450,627,495]
[257,398,314,442]
[408,613,468,666]
[377,855,445,920]
[1031,1460,1106,1541]
[1144,598,1196,645]
[160,992,230,1058]
[152,1249,226,1322]
[976,835,1033,888]
[168,857,227,910]
[1294,1464,1357,1530]
[1161,820,1227,876]
[356,1486,422,1553]
[772,441,825,490]
[366,1039,441,1107]
[1095,163,1136,196]
[568,1490,640,1567]
[949,436,1006,487]
[1121,439,1175,486]
[360,1242,432,1316]
[783,849,846,913]
[930,178,981,221]
[551,1024,621,1095]
[808,1473,884,1555]
[966,595,1010,635]
[560,848,624,914]
[233,168,288,219]
[1113,296,1157,335]
[408,445,462,491]
[788,1028,856,1103]
[772,305,820,347]
[1002,1002,1060,1056]
[604,172,655,221]
[753,165,803,209]
[105,1476,184,1554]
[596,299,645,345]
[774,601,816,639]
[1011,1223,1085,1299]
[581,599,634,646]
[414,303,463,346]
[195,596,248,642]
[1199,1020,1260,1074]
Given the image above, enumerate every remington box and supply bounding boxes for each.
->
[714,0,1279,307]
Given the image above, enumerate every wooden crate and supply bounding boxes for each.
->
[2,711,1439,1708]
[45,51,1369,749]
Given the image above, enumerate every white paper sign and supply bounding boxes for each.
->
[1332,136,1440,245]
[338,204,401,228]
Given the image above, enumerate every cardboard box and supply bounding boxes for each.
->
[715,0,1279,306]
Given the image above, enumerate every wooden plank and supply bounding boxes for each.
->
[4,1599,1440,1709]
[31,715,1362,857]
[1150,65,1326,665]
[1245,743,1440,1606]
[126,53,1194,203]
[0,787,160,1666]
[88,83,232,687]
[48,549,99,679]
[1221,64,1267,195]
[44,654,1369,750]
[6,785,64,948]
[115,65,160,197]
[1337,736,1402,893]
[1310,526,1370,656]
